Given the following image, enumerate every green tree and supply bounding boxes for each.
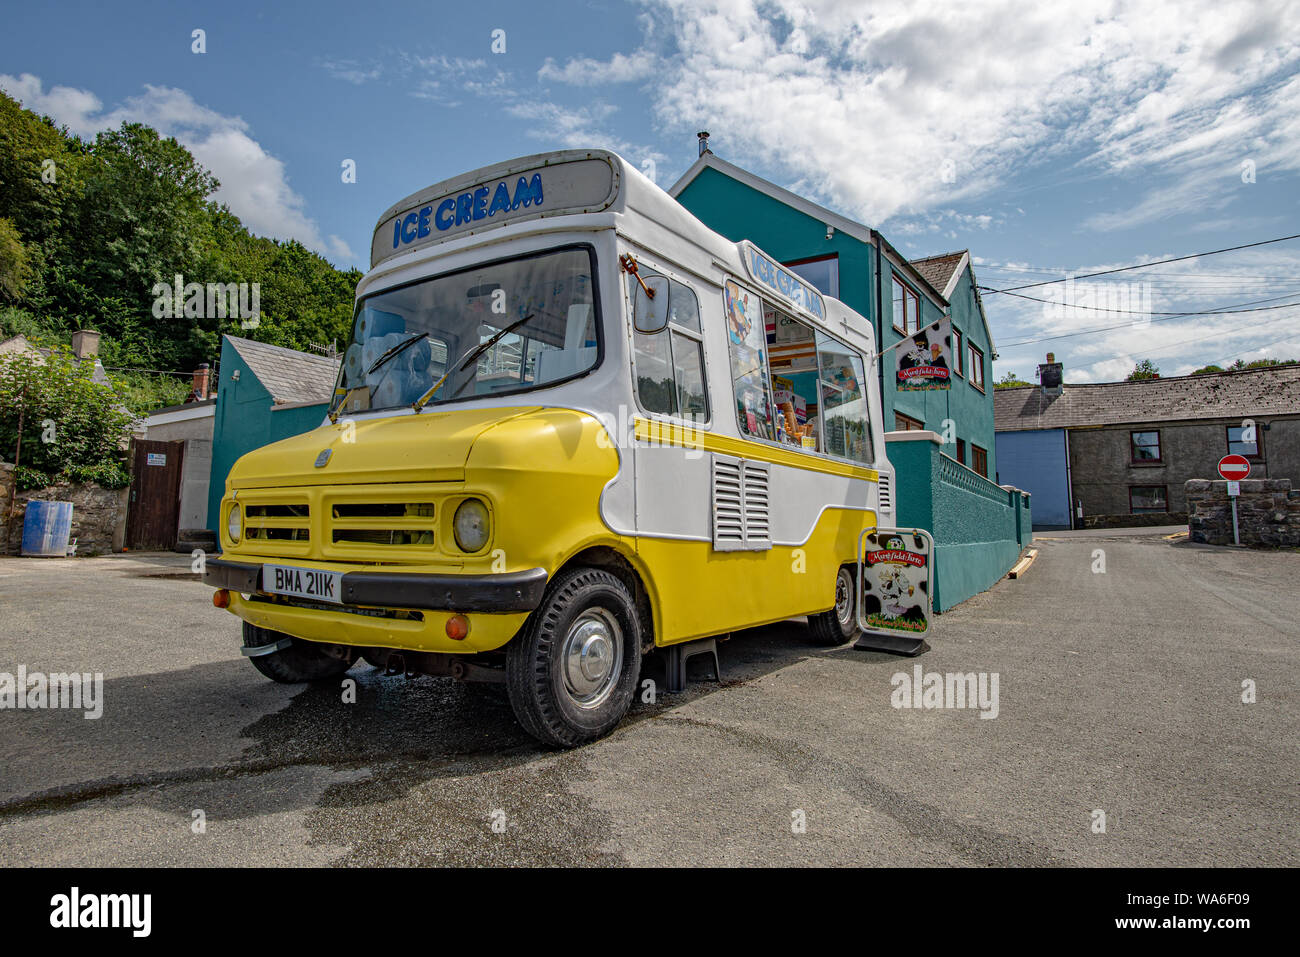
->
[1126,359,1160,381]
[0,347,134,489]
[995,370,1031,388]
[1191,364,1224,375]
[0,217,30,299]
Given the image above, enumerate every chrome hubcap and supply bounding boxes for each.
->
[562,608,623,709]
[835,571,853,625]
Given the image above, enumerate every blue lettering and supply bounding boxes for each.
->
[392,219,401,249]
[435,198,455,230]
[400,213,419,244]
[472,186,489,220]
[511,173,543,209]
[455,192,474,225]
[488,182,512,216]
[417,205,432,238]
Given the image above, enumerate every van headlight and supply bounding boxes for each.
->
[453,499,490,552]
[226,504,242,544]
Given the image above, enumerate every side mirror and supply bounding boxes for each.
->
[633,276,670,333]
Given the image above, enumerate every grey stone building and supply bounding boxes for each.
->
[995,364,1300,528]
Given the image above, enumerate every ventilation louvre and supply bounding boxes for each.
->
[711,455,772,551]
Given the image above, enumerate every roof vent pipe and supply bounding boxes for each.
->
[697,131,710,156]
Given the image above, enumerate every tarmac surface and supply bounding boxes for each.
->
[0,533,1295,866]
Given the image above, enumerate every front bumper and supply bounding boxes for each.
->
[205,557,547,654]
[205,557,547,612]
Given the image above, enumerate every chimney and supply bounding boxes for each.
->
[71,329,100,360]
[1038,352,1063,395]
[191,363,212,402]
[697,131,710,156]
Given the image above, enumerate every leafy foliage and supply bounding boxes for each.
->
[0,348,135,490]
[994,371,1031,388]
[0,89,362,379]
[1126,359,1160,381]
[1191,358,1295,375]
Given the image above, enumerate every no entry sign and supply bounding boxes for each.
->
[1218,454,1251,480]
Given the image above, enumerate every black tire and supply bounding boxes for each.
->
[505,567,642,748]
[243,622,353,683]
[808,565,860,646]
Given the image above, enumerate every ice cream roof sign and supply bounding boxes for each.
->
[740,241,826,319]
[370,155,619,268]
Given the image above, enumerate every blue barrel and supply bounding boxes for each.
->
[21,500,74,557]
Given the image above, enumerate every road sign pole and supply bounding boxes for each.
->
[1230,494,1240,546]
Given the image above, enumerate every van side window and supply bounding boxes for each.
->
[723,279,776,440]
[815,331,873,464]
[631,269,708,420]
[764,303,822,452]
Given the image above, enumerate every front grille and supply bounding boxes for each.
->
[245,501,310,542]
[328,501,436,549]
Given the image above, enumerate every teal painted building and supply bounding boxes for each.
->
[206,335,341,529]
[670,152,1027,610]
[671,153,998,479]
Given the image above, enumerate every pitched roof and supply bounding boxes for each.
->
[910,251,967,298]
[226,336,341,405]
[994,365,1300,431]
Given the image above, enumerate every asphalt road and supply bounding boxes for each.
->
[0,533,1296,866]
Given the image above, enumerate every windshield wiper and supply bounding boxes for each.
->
[412,314,534,413]
[366,331,429,376]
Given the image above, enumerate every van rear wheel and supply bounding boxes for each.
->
[807,565,860,646]
[506,566,641,748]
[243,622,353,683]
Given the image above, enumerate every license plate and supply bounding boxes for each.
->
[262,563,343,604]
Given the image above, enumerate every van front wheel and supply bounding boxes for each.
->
[807,565,860,646]
[506,567,642,748]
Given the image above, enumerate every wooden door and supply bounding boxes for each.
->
[126,439,185,550]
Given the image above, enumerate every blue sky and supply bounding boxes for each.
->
[3,0,1299,382]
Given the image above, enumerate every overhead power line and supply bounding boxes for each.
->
[981,233,1300,293]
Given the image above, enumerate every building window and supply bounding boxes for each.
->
[784,255,839,298]
[967,343,985,391]
[971,444,988,477]
[631,270,708,421]
[955,437,966,464]
[895,411,924,431]
[1227,425,1263,459]
[892,277,919,334]
[1129,485,1168,514]
[952,328,963,377]
[1130,430,1162,464]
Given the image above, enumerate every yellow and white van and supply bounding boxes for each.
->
[206,149,894,746]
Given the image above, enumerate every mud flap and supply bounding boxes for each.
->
[854,527,934,656]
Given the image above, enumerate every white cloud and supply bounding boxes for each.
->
[616,0,1300,230]
[504,100,669,183]
[0,73,351,262]
[538,50,657,85]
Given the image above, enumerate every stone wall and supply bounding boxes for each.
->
[1082,510,1187,529]
[1186,479,1300,547]
[2,476,128,556]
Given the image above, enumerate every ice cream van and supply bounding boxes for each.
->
[205,148,896,747]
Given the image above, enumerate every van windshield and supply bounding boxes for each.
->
[331,245,599,415]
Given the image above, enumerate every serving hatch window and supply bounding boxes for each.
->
[331,246,599,415]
